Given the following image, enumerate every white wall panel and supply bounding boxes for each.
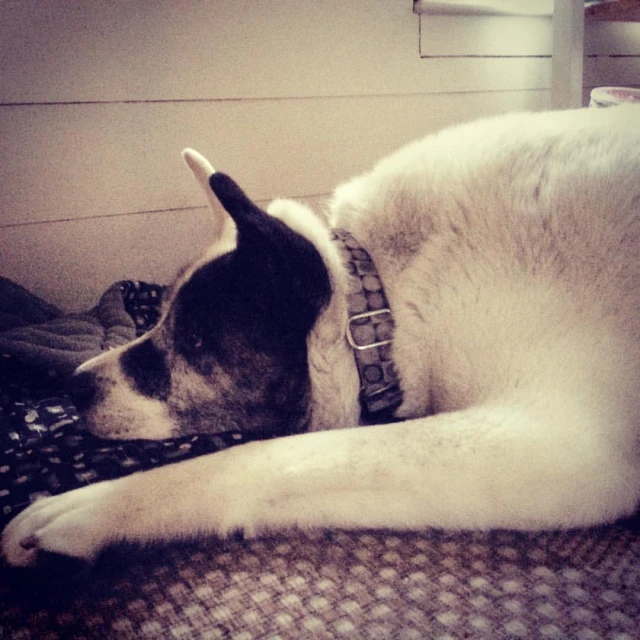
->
[1,90,549,310]
[0,207,219,312]
[1,0,426,103]
[419,14,640,57]
[6,1,633,105]
[419,15,553,56]
[0,90,550,229]
[416,57,552,91]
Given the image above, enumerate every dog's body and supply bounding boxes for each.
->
[3,106,640,568]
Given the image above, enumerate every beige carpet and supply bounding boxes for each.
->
[1,521,639,639]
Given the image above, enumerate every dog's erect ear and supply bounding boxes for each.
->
[182,149,235,242]
[209,172,288,250]
[208,171,332,337]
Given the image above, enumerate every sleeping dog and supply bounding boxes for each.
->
[3,105,640,569]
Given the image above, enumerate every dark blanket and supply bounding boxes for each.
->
[0,279,254,530]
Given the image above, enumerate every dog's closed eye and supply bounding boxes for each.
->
[190,334,204,351]
[178,331,205,355]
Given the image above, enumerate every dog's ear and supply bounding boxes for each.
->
[208,172,268,245]
[182,149,235,243]
[208,171,332,337]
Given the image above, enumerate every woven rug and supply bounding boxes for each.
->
[2,521,638,639]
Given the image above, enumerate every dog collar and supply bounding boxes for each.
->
[332,229,403,423]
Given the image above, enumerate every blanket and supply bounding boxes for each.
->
[0,279,257,531]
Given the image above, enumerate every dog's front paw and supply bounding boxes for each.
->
[1,482,116,569]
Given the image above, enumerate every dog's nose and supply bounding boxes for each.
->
[70,370,98,412]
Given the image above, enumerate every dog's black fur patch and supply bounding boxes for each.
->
[164,173,332,437]
[95,173,332,438]
[209,172,332,337]
[120,338,171,400]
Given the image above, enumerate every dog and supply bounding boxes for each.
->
[3,105,640,569]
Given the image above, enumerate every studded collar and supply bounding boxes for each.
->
[332,229,403,423]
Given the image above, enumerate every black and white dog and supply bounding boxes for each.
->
[3,106,640,568]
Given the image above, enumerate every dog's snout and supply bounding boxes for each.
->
[70,370,98,412]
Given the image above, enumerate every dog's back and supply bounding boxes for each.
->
[330,106,640,418]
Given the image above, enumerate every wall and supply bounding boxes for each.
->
[1,0,639,310]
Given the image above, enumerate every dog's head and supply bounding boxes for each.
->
[71,150,340,440]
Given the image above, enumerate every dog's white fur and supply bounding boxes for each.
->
[3,106,640,566]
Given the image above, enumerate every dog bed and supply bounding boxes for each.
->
[0,278,264,531]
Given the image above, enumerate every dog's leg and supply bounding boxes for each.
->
[3,402,638,567]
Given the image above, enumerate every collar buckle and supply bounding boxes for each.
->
[346,309,393,351]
